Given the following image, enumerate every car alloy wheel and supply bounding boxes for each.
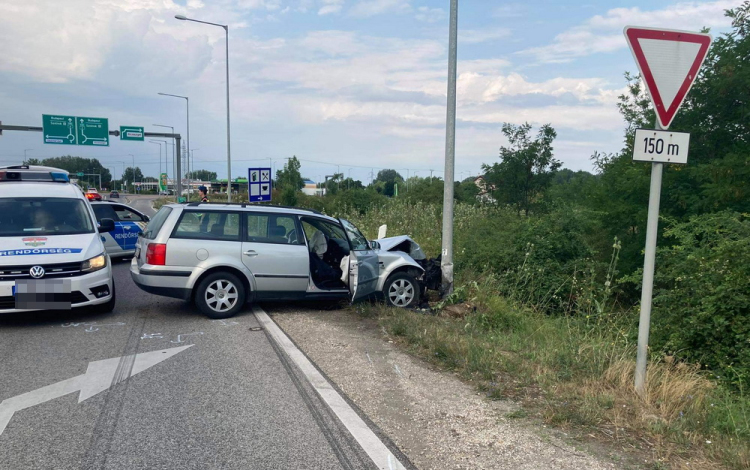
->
[205,279,239,313]
[385,273,419,308]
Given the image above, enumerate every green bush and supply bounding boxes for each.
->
[455,204,608,314]
[651,212,750,389]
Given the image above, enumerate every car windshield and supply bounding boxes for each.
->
[0,197,95,236]
[340,219,370,251]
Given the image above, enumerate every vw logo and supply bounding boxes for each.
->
[29,266,45,279]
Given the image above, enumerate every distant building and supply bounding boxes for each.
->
[473,176,496,204]
[301,179,325,196]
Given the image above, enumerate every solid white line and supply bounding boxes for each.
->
[254,306,407,470]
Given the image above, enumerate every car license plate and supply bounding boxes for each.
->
[15,279,72,310]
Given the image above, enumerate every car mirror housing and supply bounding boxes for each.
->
[99,218,115,233]
[370,240,380,250]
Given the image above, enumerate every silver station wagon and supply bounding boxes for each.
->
[130,203,426,318]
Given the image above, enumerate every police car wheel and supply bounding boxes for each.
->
[91,282,116,314]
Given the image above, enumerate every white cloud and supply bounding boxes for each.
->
[522,0,735,63]
[318,0,344,15]
[414,6,444,23]
[458,28,512,44]
[493,4,524,18]
[348,0,411,18]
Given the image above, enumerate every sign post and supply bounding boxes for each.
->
[248,168,271,202]
[624,26,712,396]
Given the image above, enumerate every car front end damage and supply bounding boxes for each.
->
[373,235,442,305]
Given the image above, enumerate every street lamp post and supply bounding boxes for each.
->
[149,140,165,192]
[175,14,231,202]
[23,149,33,162]
[153,124,177,196]
[128,154,136,192]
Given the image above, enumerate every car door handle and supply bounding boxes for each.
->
[243,250,258,257]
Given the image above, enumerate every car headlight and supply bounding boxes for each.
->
[81,253,107,272]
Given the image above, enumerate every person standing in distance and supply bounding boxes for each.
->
[198,185,209,203]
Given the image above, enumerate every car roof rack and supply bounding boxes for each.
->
[184,201,323,215]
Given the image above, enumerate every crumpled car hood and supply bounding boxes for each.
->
[374,235,426,261]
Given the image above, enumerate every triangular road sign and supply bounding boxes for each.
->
[624,26,712,129]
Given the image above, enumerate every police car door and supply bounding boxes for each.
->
[111,204,147,251]
[92,204,123,256]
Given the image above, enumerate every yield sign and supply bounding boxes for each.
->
[624,26,712,129]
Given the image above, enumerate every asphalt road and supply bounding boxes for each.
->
[0,196,395,470]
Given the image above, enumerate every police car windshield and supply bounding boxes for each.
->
[0,198,95,237]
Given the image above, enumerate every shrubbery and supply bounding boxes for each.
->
[650,212,750,389]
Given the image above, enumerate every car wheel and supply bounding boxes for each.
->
[91,282,116,314]
[383,272,420,308]
[195,272,245,319]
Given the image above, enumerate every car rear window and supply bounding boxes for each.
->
[172,211,240,241]
[0,197,94,237]
[141,206,172,240]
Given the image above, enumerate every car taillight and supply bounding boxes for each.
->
[146,243,167,265]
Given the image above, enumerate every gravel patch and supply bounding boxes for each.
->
[268,307,621,470]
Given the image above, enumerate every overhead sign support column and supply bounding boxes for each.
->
[624,26,712,396]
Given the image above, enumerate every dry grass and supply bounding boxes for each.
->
[361,298,750,469]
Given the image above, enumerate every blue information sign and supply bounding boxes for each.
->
[248,168,272,202]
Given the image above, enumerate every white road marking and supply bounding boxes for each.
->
[254,307,407,470]
[0,345,193,436]
[170,332,204,343]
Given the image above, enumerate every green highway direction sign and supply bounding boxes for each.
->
[42,115,76,145]
[120,126,144,141]
[76,172,84,177]
[43,115,109,146]
[77,117,108,146]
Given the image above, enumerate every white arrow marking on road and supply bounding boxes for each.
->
[0,345,193,436]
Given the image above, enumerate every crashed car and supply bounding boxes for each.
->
[131,203,432,318]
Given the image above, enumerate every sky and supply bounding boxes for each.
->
[0,0,738,184]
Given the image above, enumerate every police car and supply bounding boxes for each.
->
[90,202,150,258]
[0,165,116,314]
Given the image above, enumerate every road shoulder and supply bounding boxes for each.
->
[270,306,620,470]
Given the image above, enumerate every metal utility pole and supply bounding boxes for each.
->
[174,15,230,202]
[440,0,458,297]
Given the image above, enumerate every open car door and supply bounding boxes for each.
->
[340,219,379,301]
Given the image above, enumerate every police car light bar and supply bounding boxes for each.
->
[0,168,70,183]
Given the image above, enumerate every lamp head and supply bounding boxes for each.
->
[175,15,187,20]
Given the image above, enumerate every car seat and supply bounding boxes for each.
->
[268,224,287,243]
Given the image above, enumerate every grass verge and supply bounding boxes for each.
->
[357,276,750,469]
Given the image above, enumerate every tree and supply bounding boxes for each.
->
[482,123,560,216]
[275,156,304,205]
[189,169,217,181]
[34,156,112,189]
[372,169,403,197]
[122,167,143,184]
[404,176,444,204]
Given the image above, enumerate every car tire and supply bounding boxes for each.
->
[194,271,246,319]
[91,281,116,314]
[383,272,420,308]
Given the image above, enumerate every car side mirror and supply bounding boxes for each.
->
[143,215,150,222]
[370,240,380,250]
[99,218,115,233]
